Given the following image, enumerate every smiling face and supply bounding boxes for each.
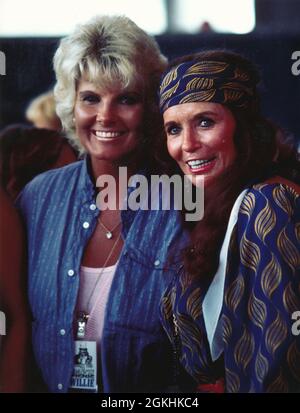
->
[163,102,237,188]
[74,78,144,174]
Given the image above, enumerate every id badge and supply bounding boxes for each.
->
[70,340,98,392]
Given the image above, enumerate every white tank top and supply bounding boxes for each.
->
[76,262,118,344]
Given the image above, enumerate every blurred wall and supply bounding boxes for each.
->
[255,0,300,34]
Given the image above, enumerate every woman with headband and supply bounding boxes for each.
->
[158,50,300,392]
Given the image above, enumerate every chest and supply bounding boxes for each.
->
[81,223,124,267]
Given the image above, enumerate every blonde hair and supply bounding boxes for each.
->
[26,91,62,130]
[53,15,167,153]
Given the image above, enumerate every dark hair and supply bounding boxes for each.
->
[156,50,300,282]
[0,125,78,200]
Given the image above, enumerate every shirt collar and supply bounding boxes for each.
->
[78,155,149,201]
[78,156,96,196]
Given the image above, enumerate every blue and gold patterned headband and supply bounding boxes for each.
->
[159,59,255,113]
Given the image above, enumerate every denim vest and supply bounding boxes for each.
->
[17,159,190,393]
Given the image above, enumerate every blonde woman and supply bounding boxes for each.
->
[17,15,192,393]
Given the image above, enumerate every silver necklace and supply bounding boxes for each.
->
[97,217,121,239]
[76,231,122,339]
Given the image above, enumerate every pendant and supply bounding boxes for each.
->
[77,313,89,339]
[106,231,113,239]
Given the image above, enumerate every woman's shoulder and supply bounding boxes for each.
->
[22,160,83,194]
[16,160,84,211]
[236,177,300,239]
[252,176,300,196]
[31,159,82,184]
[242,177,300,211]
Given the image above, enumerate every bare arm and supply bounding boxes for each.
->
[0,187,30,392]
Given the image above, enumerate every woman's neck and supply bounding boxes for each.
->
[91,158,139,183]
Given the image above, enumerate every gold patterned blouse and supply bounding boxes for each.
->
[161,181,300,392]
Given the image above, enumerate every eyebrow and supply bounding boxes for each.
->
[78,90,98,96]
[119,90,143,98]
[78,90,142,97]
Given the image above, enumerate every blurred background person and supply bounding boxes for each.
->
[26,90,62,131]
[0,125,78,201]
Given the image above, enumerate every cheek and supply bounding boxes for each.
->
[219,126,237,164]
[167,139,180,161]
[74,105,93,127]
